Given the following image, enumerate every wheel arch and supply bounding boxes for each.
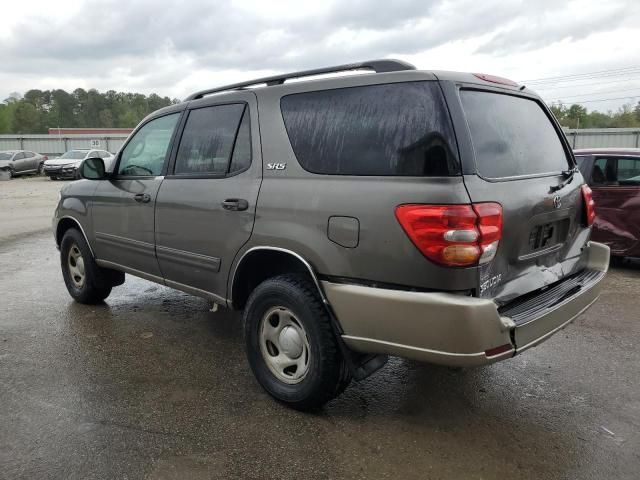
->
[229,246,329,311]
[55,216,95,257]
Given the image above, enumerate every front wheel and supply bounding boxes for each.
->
[244,274,351,410]
[60,229,112,304]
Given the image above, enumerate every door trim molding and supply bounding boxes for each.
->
[95,232,155,255]
[156,245,221,273]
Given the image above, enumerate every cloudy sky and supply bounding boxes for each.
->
[1,0,639,111]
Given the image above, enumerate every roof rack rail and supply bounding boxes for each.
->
[185,59,416,101]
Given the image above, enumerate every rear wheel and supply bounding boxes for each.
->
[244,274,351,410]
[60,228,112,304]
[37,163,44,175]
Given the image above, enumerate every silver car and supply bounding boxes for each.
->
[0,150,46,177]
[43,149,115,180]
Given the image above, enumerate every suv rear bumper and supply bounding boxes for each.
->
[323,241,609,367]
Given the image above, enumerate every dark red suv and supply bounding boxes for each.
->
[575,148,640,259]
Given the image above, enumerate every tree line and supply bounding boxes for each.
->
[0,89,178,134]
[548,102,640,129]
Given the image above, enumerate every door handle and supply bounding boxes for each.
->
[222,198,249,211]
[134,193,151,203]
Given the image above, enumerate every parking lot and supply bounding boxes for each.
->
[1,176,639,479]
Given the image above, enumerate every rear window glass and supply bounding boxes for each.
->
[175,104,246,175]
[461,91,569,178]
[280,81,460,176]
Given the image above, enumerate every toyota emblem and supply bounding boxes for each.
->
[553,195,562,209]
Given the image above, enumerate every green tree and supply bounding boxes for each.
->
[11,102,40,133]
[0,87,175,132]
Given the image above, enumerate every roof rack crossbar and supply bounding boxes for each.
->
[185,59,416,101]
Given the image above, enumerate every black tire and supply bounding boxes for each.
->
[37,163,44,175]
[244,274,351,410]
[50,176,57,181]
[8,168,15,179]
[60,228,112,304]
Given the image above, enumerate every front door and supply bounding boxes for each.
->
[91,112,182,280]
[154,92,261,301]
[590,156,640,255]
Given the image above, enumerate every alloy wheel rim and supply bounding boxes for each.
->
[67,244,86,288]
[259,306,310,384]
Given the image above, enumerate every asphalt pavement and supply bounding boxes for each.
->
[1,178,639,479]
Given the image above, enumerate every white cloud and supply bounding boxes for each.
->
[0,0,639,111]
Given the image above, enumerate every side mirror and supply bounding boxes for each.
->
[79,157,107,180]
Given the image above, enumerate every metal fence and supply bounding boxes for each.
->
[1,128,639,157]
[562,128,640,149]
[0,134,129,156]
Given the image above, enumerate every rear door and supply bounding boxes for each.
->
[12,152,27,172]
[451,87,590,304]
[23,152,37,171]
[154,91,261,301]
[589,156,640,255]
[91,112,182,279]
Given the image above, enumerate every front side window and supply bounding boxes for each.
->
[118,113,180,176]
[174,104,248,175]
[461,90,569,178]
[280,81,459,176]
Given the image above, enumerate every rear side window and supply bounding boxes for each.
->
[461,91,569,178]
[593,157,640,184]
[175,104,249,175]
[280,81,459,176]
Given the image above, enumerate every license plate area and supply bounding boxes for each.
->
[526,219,569,254]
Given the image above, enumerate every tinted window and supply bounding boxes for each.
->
[617,158,640,182]
[461,91,569,178]
[13,152,25,160]
[118,113,180,176]
[0,153,12,160]
[280,81,459,176]
[175,104,246,175]
[593,157,640,184]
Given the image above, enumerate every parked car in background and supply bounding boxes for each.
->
[43,149,115,180]
[0,150,47,177]
[575,148,640,259]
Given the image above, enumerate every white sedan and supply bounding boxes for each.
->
[43,149,115,180]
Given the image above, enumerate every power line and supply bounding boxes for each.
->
[543,87,640,100]
[522,65,640,84]
[547,95,640,105]
[533,76,640,91]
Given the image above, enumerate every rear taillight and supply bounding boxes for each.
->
[395,203,503,267]
[581,185,595,226]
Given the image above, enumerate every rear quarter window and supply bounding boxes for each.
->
[461,90,570,179]
[280,81,460,176]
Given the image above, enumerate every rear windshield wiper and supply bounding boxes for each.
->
[550,167,578,193]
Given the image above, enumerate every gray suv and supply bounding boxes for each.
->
[53,60,610,409]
